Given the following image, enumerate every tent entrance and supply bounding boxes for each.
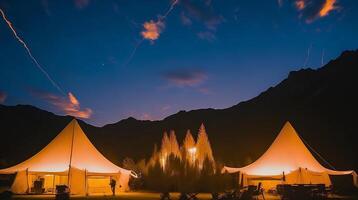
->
[247,179,283,191]
[86,175,112,195]
[28,174,68,194]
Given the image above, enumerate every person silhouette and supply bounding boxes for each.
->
[110,178,116,196]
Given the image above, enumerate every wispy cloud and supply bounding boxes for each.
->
[180,0,223,29]
[163,69,208,87]
[41,0,52,16]
[180,0,224,41]
[130,105,172,121]
[198,87,213,95]
[161,105,171,112]
[277,0,284,7]
[162,69,213,95]
[140,113,154,121]
[0,91,7,104]
[74,0,90,9]
[294,0,339,23]
[180,12,192,26]
[33,90,92,119]
[197,31,216,41]
[295,0,305,10]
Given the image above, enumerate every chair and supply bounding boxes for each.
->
[311,184,327,200]
[239,186,256,200]
[160,192,171,200]
[55,185,69,200]
[252,183,265,200]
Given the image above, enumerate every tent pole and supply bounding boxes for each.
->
[85,169,88,196]
[26,168,29,194]
[238,172,241,188]
[240,173,244,189]
[52,174,55,194]
[67,120,76,189]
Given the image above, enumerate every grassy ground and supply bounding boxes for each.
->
[9,192,358,200]
[9,192,267,200]
[11,192,208,200]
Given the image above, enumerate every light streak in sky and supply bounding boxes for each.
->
[321,48,325,66]
[122,39,144,67]
[303,44,312,67]
[0,8,65,95]
[163,0,179,19]
[1,8,92,118]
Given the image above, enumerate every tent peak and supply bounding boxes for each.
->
[70,118,79,124]
[278,121,300,138]
[68,118,82,130]
[223,121,329,176]
[0,119,130,174]
[283,121,294,129]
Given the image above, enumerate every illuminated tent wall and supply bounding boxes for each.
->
[222,121,357,190]
[0,119,135,195]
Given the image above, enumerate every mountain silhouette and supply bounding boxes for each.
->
[1,50,357,172]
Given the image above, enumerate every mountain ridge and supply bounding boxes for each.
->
[1,49,357,172]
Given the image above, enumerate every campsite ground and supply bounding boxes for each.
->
[9,192,358,200]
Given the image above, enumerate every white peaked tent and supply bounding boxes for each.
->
[222,121,357,190]
[0,119,136,195]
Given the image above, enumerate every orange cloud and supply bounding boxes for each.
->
[141,20,165,41]
[68,92,80,107]
[67,108,93,119]
[294,0,339,23]
[319,0,337,17]
[35,91,92,119]
[295,0,305,10]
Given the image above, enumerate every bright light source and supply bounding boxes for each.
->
[160,156,166,169]
[188,147,197,164]
[188,147,197,154]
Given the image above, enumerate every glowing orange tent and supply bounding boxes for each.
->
[222,121,357,190]
[0,119,136,195]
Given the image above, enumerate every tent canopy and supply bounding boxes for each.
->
[0,119,130,175]
[223,122,355,178]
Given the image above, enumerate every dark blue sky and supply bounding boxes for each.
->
[0,0,357,126]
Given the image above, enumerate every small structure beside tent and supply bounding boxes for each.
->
[0,119,136,195]
[222,121,357,190]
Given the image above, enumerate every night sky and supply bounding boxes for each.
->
[0,0,357,126]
